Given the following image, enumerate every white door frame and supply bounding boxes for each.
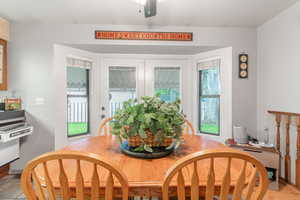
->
[192,47,233,143]
[53,44,99,150]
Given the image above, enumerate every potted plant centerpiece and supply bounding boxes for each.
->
[110,96,185,158]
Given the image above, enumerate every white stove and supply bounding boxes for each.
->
[0,111,33,167]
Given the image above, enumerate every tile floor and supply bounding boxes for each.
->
[0,175,25,200]
[1,174,300,200]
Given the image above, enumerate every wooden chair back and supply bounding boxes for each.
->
[162,149,268,200]
[21,151,128,200]
[98,117,113,136]
[182,119,196,135]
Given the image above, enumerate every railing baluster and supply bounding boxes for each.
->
[268,111,300,189]
[275,114,281,152]
[285,115,291,183]
[296,116,300,188]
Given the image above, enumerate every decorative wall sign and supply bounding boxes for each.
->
[0,39,7,90]
[239,53,248,79]
[95,31,193,41]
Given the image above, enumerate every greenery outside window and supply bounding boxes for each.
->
[154,67,180,103]
[198,60,221,135]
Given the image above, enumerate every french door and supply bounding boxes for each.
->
[100,59,184,119]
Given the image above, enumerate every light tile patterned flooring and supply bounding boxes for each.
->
[0,175,24,200]
[1,175,300,199]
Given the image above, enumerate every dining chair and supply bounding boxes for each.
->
[182,119,196,135]
[21,150,129,200]
[162,149,268,200]
[98,117,113,136]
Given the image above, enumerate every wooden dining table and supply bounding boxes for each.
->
[36,135,248,197]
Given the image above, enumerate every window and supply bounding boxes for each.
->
[154,67,180,103]
[109,66,136,117]
[66,58,91,137]
[198,60,220,135]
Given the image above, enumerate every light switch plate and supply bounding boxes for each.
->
[35,97,45,105]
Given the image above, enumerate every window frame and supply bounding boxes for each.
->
[66,67,90,138]
[198,69,221,136]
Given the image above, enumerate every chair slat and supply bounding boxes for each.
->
[182,120,196,135]
[205,158,215,200]
[32,170,46,200]
[191,162,199,200]
[244,168,258,200]
[109,126,113,135]
[91,164,100,200]
[76,160,85,200]
[105,171,114,200]
[232,160,247,200]
[42,162,56,200]
[177,169,185,200]
[253,172,269,200]
[58,159,71,200]
[184,126,189,135]
[220,157,231,200]
[104,125,108,136]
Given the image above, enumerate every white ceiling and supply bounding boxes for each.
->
[0,0,299,27]
[65,44,220,55]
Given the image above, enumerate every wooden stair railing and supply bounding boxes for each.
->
[268,110,300,188]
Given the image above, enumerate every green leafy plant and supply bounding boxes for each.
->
[110,96,185,152]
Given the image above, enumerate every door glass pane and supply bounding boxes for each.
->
[154,67,180,103]
[200,97,220,135]
[200,67,220,95]
[109,66,136,116]
[67,67,89,137]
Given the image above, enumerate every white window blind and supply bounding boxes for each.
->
[66,57,92,69]
[197,59,220,71]
[154,67,180,89]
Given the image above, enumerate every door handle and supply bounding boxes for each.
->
[101,114,106,119]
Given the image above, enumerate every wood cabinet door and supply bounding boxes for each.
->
[0,39,7,90]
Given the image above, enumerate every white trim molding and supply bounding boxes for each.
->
[192,47,233,143]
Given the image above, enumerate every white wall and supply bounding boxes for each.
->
[257,1,300,184]
[7,24,257,170]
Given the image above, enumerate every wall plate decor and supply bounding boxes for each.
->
[239,53,248,79]
[0,39,7,90]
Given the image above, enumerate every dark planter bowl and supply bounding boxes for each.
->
[120,141,175,159]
